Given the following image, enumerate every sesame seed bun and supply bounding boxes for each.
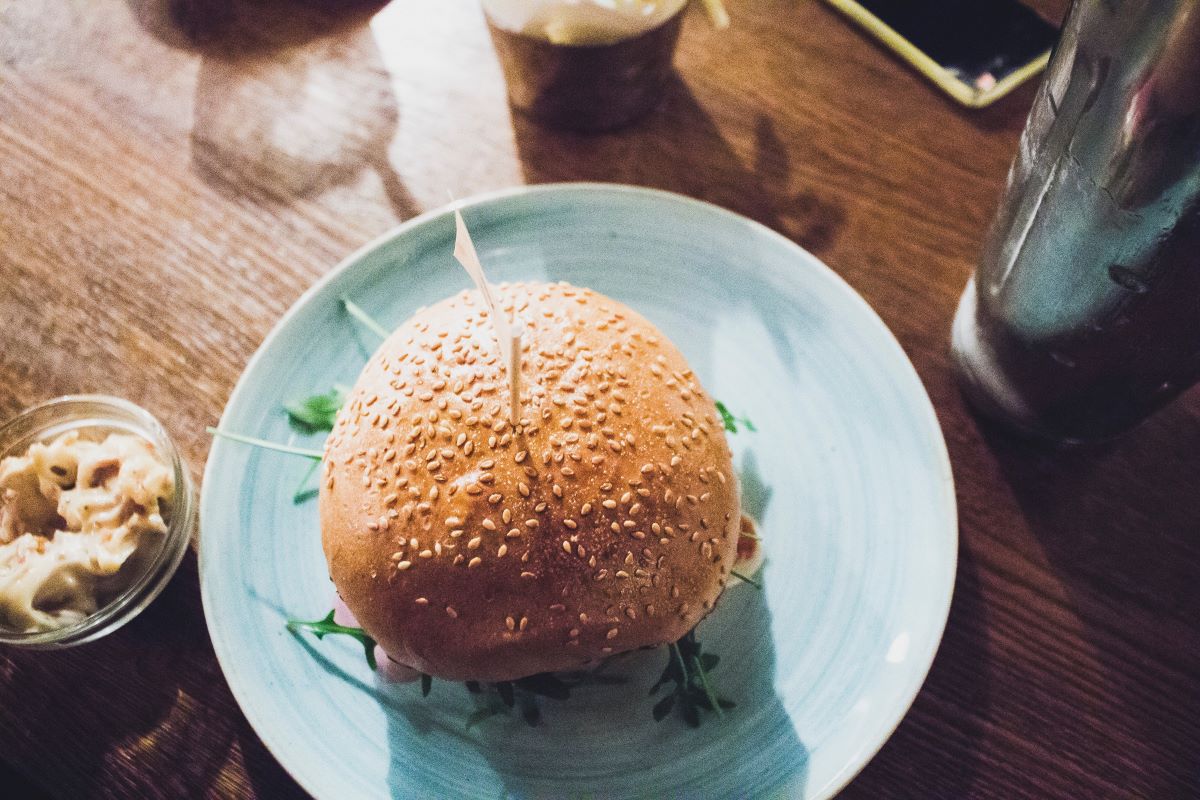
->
[319,281,740,682]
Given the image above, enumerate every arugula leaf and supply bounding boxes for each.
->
[730,569,762,589]
[342,296,391,341]
[287,610,377,670]
[714,401,756,434]
[496,681,516,708]
[652,694,676,721]
[292,458,322,504]
[285,387,345,434]
[207,427,323,460]
[465,704,506,730]
[652,629,733,728]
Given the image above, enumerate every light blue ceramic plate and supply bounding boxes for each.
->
[200,184,956,800]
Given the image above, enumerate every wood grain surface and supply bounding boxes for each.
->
[2,0,1198,797]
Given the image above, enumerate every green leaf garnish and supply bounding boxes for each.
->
[730,569,762,589]
[287,610,377,670]
[207,427,323,460]
[285,387,345,434]
[342,296,391,341]
[465,703,506,730]
[715,401,756,434]
[651,629,732,727]
[652,694,675,721]
[292,458,322,504]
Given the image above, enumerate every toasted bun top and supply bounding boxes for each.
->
[320,282,740,682]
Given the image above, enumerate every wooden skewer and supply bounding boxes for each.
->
[451,209,523,427]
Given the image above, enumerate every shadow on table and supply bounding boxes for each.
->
[0,552,303,798]
[382,579,808,799]
[511,77,847,260]
[980,399,1200,797]
[125,0,417,218]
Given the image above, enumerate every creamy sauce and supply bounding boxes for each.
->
[0,429,173,632]
[484,0,687,45]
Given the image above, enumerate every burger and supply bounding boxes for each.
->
[319,281,741,683]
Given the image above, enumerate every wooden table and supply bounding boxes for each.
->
[3,0,1198,797]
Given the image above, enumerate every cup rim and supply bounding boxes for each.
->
[0,394,195,648]
[482,0,689,48]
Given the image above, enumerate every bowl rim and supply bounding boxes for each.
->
[0,393,196,648]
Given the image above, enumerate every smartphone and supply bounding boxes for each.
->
[823,0,1059,108]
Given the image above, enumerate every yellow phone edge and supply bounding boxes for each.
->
[822,0,1051,108]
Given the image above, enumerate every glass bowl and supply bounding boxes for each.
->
[0,395,195,648]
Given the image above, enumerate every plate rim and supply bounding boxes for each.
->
[199,181,958,800]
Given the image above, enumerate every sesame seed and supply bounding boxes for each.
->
[563,540,573,554]
[506,616,516,631]
[606,628,619,640]
[552,484,563,498]
[519,616,528,631]
[569,628,580,638]
[563,519,578,530]
[521,571,536,579]
[482,519,497,531]
[468,537,482,549]
[616,570,630,578]
[518,482,531,497]
[625,607,637,619]
[525,519,539,528]
[535,502,548,512]
[602,499,618,509]
[415,597,429,605]
[419,549,433,558]
[468,557,482,568]
[579,612,589,623]
[450,529,464,538]
[397,560,412,570]
[446,606,458,618]
[497,543,509,559]
[506,528,521,539]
